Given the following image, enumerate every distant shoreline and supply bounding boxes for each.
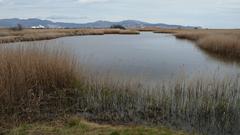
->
[1,27,240,60]
[0,28,139,44]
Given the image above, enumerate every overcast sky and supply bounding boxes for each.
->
[0,0,239,28]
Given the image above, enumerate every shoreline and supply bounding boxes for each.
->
[136,28,240,60]
[0,28,140,44]
[1,27,240,60]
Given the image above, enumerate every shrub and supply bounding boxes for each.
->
[110,25,126,30]
[10,24,23,31]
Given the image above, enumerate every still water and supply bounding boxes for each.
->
[6,32,240,81]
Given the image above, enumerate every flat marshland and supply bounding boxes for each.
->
[0,28,240,59]
[1,28,240,135]
[0,44,240,135]
[0,28,139,43]
[1,28,240,60]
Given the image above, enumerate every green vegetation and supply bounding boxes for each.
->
[8,117,189,135]
[110,25,126,30]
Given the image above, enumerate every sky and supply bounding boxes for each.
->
[0,0,239,28]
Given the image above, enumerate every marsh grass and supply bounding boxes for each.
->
[197,34,240,58]
[0,45,240,135]
[176,30,240,59]
[0,45,80,125]
[150,28,240,59]
[0,28,139,43]
[78,75,240,135]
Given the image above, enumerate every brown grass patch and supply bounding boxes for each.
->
[0,28,139,44]
[150,28,240,59]
[0,45,79,125]
[197,34,240,57]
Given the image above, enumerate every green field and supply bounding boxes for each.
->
[8,117,190,135]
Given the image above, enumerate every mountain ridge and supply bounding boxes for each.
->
[0,18,200,29]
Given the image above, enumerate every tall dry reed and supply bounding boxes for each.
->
[173,30,240,59]
[0,45,79,125]
[149,28,240,59]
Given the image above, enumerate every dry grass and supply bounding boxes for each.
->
[0,28,139,43]
[148,28,240,59]
[3,27,240,59]
[0,45,80,125]
[102,29,139,34]
[197,34,240,57]
[175,30,240,58]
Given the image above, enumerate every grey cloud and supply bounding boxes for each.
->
[77,0,111,4]
[46,15,88,20]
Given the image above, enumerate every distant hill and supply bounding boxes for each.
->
[0,18,200,29]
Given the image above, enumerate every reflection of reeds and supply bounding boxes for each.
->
[0,28,139,43]
[0,45,240,135]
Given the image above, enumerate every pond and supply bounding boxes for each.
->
[5,32,240,82]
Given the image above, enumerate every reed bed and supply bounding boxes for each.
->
[175,30,240,59]
[0,45,79,125]
[0,45,240,135]
[0,28,139,44]
[151,28,240,59]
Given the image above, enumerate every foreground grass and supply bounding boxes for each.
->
[0,28,139,43]
[8,117,189,135]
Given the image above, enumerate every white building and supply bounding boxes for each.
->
[31,25,45,29]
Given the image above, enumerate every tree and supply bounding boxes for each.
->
[16,24,23,30]
[110,25,126,30]
[11,24,23,31]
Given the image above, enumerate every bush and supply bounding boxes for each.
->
[110,25,126,30]
[10,24,23,31]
